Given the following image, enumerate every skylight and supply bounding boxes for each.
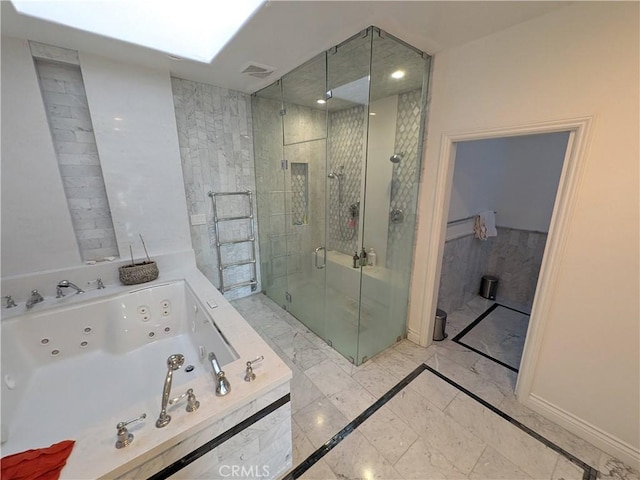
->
[11,0,264,63]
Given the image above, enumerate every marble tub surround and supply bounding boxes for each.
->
[232,293,639,480]
[117,386,292,479]
[1,252,292,479]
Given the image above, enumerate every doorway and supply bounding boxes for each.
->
[437,132,569,375]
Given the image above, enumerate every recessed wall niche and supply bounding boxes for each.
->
[31,42,118,262]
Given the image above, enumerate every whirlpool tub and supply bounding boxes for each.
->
[1,268,292,479]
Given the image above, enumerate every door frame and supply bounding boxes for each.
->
[408,116,593,400]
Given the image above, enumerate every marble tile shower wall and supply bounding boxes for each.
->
[171,78,258,300]
[327,106,365,255]
[34,58,118,262]
[437,227,548,313]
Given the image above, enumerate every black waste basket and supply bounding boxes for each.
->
[480,275,499,300]
[433,309,448,341]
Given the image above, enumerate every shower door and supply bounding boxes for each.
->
[279,53,329,339]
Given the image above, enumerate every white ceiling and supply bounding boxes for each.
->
[1,1,570,94]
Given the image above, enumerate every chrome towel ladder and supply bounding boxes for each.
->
[208,190,257,294]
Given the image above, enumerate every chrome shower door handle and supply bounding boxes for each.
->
[315,246,326,269]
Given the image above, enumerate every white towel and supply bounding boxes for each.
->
[474,211,497,240]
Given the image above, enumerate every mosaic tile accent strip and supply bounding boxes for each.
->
[327,105,364,255]
[387,89,422,270]
[34,59,118,262]
[171,77,259,299]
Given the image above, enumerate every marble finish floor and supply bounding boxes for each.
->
[231,293,639,480]
[452,303,530,371]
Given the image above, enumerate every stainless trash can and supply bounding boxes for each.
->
[480,275,498,300]
[433,309,448,341]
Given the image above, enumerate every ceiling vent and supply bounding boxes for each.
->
[241,62,276,79]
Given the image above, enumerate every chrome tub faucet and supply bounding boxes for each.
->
[156,354,185,428]
[208,352,231,396]
[56,280,85,295]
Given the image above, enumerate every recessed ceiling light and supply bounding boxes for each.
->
[369,112,376,116]
[316,99,326,105]
[11,0,263,63]
[391,70,405,79]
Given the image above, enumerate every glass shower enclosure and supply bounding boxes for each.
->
[252,27,430,365]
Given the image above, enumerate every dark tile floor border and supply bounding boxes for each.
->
[452,303,529,373]
[424,365,598,480]
[286,364,598,480]
[283,365,425,479]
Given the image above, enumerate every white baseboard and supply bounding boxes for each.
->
[526,393,640,470]
[406,328,422,345]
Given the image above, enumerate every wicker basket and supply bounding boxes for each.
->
[119,261,159,285]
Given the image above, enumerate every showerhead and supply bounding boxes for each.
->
[390,153,403,164]
[328,172,338,179]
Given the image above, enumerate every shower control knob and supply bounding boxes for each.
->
[390,208,404,224]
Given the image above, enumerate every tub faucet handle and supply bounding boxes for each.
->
[168,388,200,413]
[115,413,146,449]
[244,356,264,382]
[3,296,17,308]
[186,389,200,412]
[88,278,105,290]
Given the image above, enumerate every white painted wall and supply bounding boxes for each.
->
[447,137,505,225]
[80,53,191,258]
[449,132,568,233]
[363,95,398,266]
[1,37,192,280]
[410,2,639,466]
[1,36,82,277]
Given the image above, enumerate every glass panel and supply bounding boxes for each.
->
[252,82,288,307]
[325,31,372,364]
[280,52,328,339]
[358,30,428,363]
[282,54,327,145]
[283,140,327,338]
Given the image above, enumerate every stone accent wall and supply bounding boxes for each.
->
[171,78,258,300]
[438,227,548,313]
[34,58,118,261]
